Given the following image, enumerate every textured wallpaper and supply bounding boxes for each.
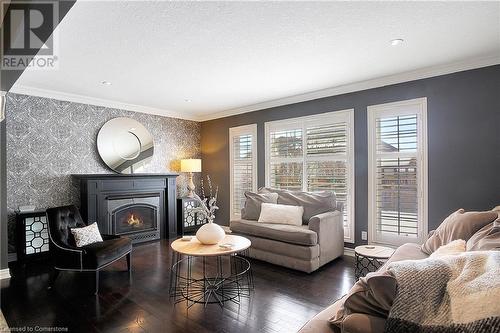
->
[6,93,201,253]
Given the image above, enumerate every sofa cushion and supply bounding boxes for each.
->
[242,191,279,220]
[258,203,304,226]
[467,218,500,251]
[82,237,132,269]
[421,209,498,254]
[230,219,317,246]
[243,234,320,260]
[259,187,336,223]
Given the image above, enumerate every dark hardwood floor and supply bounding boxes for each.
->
[1,239,355,333]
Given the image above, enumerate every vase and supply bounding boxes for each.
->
[196,222,225,245]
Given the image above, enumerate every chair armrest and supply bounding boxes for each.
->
[308,211,344,265]
[49,241,85,270]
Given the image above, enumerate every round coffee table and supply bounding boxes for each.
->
[354,245,394,280]
[169,235,254,308]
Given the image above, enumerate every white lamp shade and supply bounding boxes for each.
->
[180,159,201,173]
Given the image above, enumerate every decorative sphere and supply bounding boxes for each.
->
[196,223,225,245]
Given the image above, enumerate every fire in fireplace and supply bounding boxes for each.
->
[126,213,143,227]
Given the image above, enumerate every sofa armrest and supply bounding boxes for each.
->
[309,211,344,265]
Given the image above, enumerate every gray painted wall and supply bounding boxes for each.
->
[201,65,500,246]
[5,93,201,254]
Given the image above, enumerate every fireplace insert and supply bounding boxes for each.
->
[107,193,161,243]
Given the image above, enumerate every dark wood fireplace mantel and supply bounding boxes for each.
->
[72,173,179,242]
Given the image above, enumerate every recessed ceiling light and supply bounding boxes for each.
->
[184,99,192,103]
[390,38,404,46]
[101,80,112,85]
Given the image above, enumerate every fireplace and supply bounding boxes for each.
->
[107,194,161,243]
[73,174,179,242]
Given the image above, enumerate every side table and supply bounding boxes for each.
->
[354,245,394,280]
[169,235,254,308]
[177,197,208,236]
[16,210,50,264]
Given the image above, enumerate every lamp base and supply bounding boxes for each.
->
[187,172,195,197]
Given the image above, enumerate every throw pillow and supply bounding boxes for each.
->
[258,203,304,226]
[429,239,466,258]
[467,218,500,251]
[241,192,279,220]
[421,209,498,255]
[329,270,397,328]
[259,187,336,223]
[71,222,103,247]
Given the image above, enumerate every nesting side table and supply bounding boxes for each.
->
[354,245,394,280]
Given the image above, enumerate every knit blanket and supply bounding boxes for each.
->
[385,251,500,333]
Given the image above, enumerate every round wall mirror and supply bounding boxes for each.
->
[97,117,154,174]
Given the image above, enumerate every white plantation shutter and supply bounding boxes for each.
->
[230,125,257,220]
[269,127,303,190]
[265,110,355,242]
[368,98,427,246]
[305,122,351,237]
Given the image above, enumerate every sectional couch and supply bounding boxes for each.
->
[298,207,500,333]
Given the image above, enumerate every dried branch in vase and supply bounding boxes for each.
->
[190,175,219,223]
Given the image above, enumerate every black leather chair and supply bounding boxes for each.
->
[46,205,132,294]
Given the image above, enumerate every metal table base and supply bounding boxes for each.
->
[169,249,254,308]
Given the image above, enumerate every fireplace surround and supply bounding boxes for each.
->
[73,174,178,244]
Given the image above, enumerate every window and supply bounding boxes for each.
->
[367,98,428,246]
[229,124,257,220]
[265,110,355,243]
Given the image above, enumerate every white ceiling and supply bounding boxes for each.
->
[13,1,500,121]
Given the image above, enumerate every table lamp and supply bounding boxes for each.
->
[180,159,201,197]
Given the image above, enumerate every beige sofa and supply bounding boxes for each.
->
[298,243,429,333]
[230,189,344,273]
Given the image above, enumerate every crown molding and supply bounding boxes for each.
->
[8,85,199,121]
[198,54,500,121]
[9,55,499,122]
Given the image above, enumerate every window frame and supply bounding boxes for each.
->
[264,110,355,243]
[367,97,428,247]
[229,124,258,221]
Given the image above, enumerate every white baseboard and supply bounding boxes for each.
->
[343,247,355,257]
[0,269,11,280]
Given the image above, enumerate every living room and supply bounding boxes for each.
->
[0,1,499,333]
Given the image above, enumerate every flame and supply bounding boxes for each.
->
[127,213,142,227]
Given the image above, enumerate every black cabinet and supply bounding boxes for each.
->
[16,210,50,263]
[177,197,208,236]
